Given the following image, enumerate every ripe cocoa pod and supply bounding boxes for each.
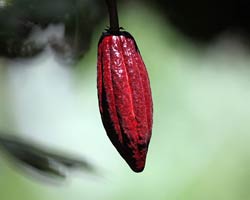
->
[97,30,153,172]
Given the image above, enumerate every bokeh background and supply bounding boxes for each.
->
[1,0,250,199]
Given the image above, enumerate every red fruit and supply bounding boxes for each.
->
[97,30,153,172]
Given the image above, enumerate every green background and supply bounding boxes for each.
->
[1,2,250,200]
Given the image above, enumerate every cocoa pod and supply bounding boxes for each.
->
[97,30,153,172]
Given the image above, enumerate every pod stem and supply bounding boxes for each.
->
[105,0,120,33]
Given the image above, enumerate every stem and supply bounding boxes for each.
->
[105,0,119,32]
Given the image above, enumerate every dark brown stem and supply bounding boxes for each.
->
[105,0,119,32]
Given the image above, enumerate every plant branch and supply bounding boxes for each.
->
[105,0,119,32]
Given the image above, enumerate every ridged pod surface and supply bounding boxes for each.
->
[97,30,153,172]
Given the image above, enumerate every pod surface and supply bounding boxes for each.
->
[97,31,153,172]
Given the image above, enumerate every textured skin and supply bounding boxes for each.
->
[97,31,153,172]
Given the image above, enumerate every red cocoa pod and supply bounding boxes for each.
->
[97,30,153,172]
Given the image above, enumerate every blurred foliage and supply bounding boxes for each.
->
[0,134,96,178]
[1,0,250,59]
[0,0,105,59]
[142,0,250,42]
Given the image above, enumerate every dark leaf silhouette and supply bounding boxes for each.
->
[0,0,106,60]
[0,134,97,179]
[147,0,250,42]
